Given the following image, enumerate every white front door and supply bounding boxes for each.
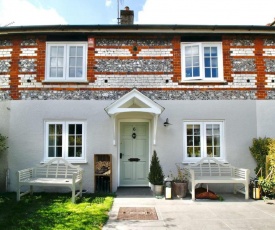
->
[120,122,149,186]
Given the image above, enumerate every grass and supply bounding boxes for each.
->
[0,192,114,230]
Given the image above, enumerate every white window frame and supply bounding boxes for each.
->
[44,121,86,163]
[183,121,225,162]
[45,42,87,82]
[181,42,224,81]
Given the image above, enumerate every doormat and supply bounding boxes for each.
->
[117,207,158,220]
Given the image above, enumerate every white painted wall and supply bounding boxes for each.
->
[0,101,10,191]
[6,100,261,194]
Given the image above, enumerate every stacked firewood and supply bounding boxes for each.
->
[95,161,111,175]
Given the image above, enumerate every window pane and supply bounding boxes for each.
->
[56,125,62,134]
[57,47,64,56]
[76,57,83,66]
[192,46,199,55]
[187,136,193,146]
[211,57,218,67]
[76,68,82,77]
[69,124,75,134]
[207,136,213,146]
[50,57,57,67]
[70,46,76,56]
[212,68,218,77]
[204,58,210,67]
[214,136,220,145]
[185,46,192,56]
[56,147,62,157]
[50,68,56,77]
[194,136,200,146]
[69,57,76,66]
[77,47,83,56]
[69,136,75,145]
[57,58,63,67]
[193,67,200,77]
[187,125,193,135]
[214,147,220,157]
[207,147,213,157]
[76,135,82,145]
[76,124,82,134]
[194,147,201,157]
[48,147,55,157]
[204,47,210,57]
[56,136,62,145]
[49,125,55,134]
[211,47,217,56]
[76,147,82,157]
[194,125,200,135]
[205,68,211,78]
[193,56,200,67]
[68,147,75,157]
[185,68,192,77]
[49,136,55,145]
[69,67,75,77]
[57,68,63,78]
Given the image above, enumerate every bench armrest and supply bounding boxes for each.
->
[72,169,84,182]
[17,168,34,181]
[233,168,250,180]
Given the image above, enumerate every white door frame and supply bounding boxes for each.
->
[118,118,151,187]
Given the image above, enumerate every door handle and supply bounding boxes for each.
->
[128,158,140,162]
[120,153,123,159]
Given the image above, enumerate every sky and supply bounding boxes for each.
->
[0,0,275,27]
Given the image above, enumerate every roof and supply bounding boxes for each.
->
[1,24,275,35]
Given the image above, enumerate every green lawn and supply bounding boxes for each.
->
[0,192,114,230]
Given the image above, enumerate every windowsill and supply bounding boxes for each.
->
[41,159,88,164]
[179,80,228,85]
[182,159,227,164]
[42,80,89,84]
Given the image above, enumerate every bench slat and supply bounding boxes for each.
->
[17,158,84,203]
[182,157,250,201]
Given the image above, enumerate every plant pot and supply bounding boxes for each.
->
[154,184,163,197]
[172,181,187,198]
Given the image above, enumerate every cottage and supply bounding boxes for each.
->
[1,8,275,195]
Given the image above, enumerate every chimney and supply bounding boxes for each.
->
[120,6,134,25]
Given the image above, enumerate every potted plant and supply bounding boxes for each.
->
[170,164,188,198]
[148,150,164,197]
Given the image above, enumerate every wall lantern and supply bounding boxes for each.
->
[164,176,173,200]
[163,118,172,127]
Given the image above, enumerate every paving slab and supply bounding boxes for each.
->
[103,188,275,230]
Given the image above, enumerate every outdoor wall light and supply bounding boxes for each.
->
[163,118,172,127]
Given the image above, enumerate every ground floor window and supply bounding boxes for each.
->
[44,121,86,162]
[183,121,224,162]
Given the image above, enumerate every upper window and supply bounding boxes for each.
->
[44,121,86,163]
[183,121,224,162]
[181,42,223,81]
[45,42,87,81]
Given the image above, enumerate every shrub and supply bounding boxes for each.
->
[148,150,164,185]
[249,137,271,177]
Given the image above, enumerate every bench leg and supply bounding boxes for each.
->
[79,181,83,198]
[72,186,76,203]
[191,183,196,201]
[245,184,249,200]
[233,184,237,194]
[17,186,21,201]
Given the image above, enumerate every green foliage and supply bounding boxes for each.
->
[0,134,8,154]
[249,137,271,177]
[148,150,164,185]
[0,193,114,230]
[170,164,187,182]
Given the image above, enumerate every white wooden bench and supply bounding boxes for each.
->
[17,158,84,203]
[182,157,250,201]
